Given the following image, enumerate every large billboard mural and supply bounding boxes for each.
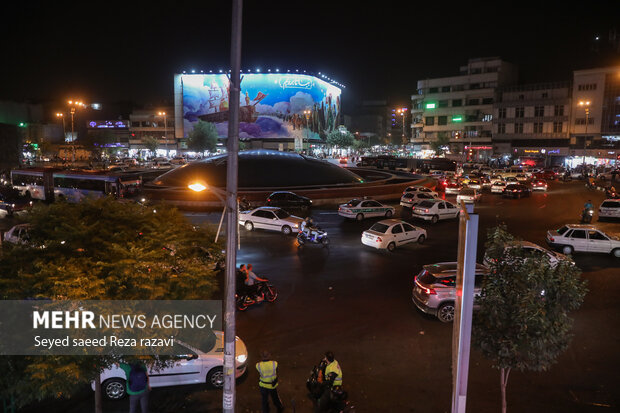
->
[180,73,341,140]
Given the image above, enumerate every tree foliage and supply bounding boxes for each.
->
[430,134,451,156]
[326,129,355,148]
[187,120,219,153]
[0,197,222,407]
[473,225,588,412]
[143,136,160,156]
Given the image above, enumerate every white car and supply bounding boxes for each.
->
[400,192,437,208]
[483,240,571,268]
[95,333,248,400]
[504,176,519,185]
[3,224,31,245]
[546,224,620,257]
[412,199,460,224]
[491,181,507,194]
[361,219,426,251]
[239,207,303,234]
[599,199,620,220]
[515,173,529,182]
[402,186,438,198]
[465,179,482,190]
[338,198,395,221]
[489,175,505,185]
[456,188,481,204]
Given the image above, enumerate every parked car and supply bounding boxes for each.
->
[266,191,312,210]
[338,198,395,221]
[0,186,33,216]
[599,199,620,220]
[412,199,460,224]
[2,224,31,245]
[483,240,571,268]
[239,207,303,235]
[502,184,531,199]
[412,261,489,322]
[546,224,620,257]
[456,188,481,204]
[95,333,248,400]
[361,219,426,251]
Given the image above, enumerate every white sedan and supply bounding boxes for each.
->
[402,186,438,197]
[400,192,437,208]
[412,199,460,224]
[456,188,481,204]
[361,219,426,251]
[338,198,395,221]
[491,181,507,194]
[239,207,303,234]
[546,224,620,257]
[95,332,248,400]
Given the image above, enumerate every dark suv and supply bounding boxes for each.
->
[265,191,312,210]
[502,183,531,199]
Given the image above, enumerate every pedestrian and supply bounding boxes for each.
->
[256,350,284,413]
[119,361,150,413]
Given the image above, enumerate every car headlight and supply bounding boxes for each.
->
[236,354,247,363]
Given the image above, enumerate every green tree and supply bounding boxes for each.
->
[326,129,354,149]
[430,134,451,156]
[0,197,221,411]
[143,136,160,156]
[187,120,219,153]
[473,225,587,413]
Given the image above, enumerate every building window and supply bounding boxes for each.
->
[533,122,543,133]
[498,108,506,119]
[452,99,462,107]
[514,123,523,134]
[518,95,525,100]
[425,116,434,126]
[442,86,451,92]
[482,114,493,122]
[467,98,480,106]
[515,107,524,118]
[438,100,449,108]
[429,87,438,93]
[482,97,493,105]
[554,105,564,116]
[498,123,506,134]
[577,84,597,91]
[553,121,563,133]
[542,92,548,98]
[534,106,545,117]
[438,116,447,126]
[470,83,481,89]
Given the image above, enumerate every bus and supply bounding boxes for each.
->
[10,168,142,202]
[358,156,456,174]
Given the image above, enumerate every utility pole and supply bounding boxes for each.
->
[223,1,242,412]
[451,202,479,413]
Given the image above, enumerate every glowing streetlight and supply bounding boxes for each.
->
[578,100,591,169]
[67,99,88,162]
[158,111,168,156]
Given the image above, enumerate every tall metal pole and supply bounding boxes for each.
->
[223,0,242,411]
[451,203,478,413]
[164,113,168,156]
[582,107,589,170]
[70,107,76,163]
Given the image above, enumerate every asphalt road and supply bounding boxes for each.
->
[14,179,620,413]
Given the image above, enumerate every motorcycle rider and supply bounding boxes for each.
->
[245,264,268,299]
[301,216,319,242]
[582,200,594,223]
[316,351,344,412]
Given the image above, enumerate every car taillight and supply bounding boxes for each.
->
[549,236,555,242]
[377,237,382,242]
[415,279,436,295]
[267,198,271,202]
[425,209,429,213]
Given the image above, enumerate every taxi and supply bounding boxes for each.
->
[338,198,395,221]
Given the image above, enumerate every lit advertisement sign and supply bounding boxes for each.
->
[181,74,342,139]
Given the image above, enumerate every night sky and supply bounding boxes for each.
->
[1,1,618,113]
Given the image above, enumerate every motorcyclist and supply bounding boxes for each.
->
[584,200,594,210]
[245,264,268,299]
[301,217,319,241]
[582,200,594,223]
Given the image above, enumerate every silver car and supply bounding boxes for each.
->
[412,262,489,323]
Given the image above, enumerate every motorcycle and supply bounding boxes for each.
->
[235,281,278,311]
[581,207,594,224]
[605,188,619,199]
[306,361,355,413]
[297,227,330,248]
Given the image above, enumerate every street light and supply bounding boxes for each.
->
[158,111,168,156]
[578,100,591,171]
[67,100,87,163]
[396,108,408,144]
[56,113,66,143]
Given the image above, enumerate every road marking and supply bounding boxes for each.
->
[318,212,338,215]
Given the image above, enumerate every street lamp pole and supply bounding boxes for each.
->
[304,109,311,152]
[67,100,85,163]
[223,1,243,411]
[579,100,591,171]
[159,111,167,156]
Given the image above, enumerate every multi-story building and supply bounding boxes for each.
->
[492,82,572,163]
[411,57,518,161]
[568,66,620,167]
[128,108,176,156]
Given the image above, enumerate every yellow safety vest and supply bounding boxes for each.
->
[256,360,278,389]
[325,360,342,386]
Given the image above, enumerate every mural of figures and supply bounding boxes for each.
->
[181,73,342,140]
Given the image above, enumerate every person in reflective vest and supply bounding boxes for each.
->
[324,351,342,387]
[256,350,284,413]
